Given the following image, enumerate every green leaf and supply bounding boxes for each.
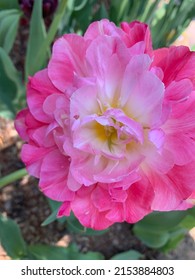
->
[111,250,143,260]
[73,0,88,11]
[180,215,195,229]
[77,251,104,260]
[31,0,68,77]
[133,225,170,249]
[67,244,104,260]
[0,215,27,259]
[42,198,66,225]
[41,209,59,226]
[136,211,187,231]
[28,244,70,260]
[28,243,104,260]
[3,12,21,53]
[0,9,19,21]
[41,208,66,226]
[0,47,22,113]
[187,206,195,217]
[160,227,186,253]
[25,0,47,79]
[47,198,61,211]
[0,0,19,9]
[0,9,21,53]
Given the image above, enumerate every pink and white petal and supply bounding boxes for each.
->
[39,149,74,201]
[85,35,117,83]
[70,86,99,119]
[121,56,164,127]
[119,54,151,106]
[121,21,153,55]
[98,54,123,107]
[58,201,72,217]
[109,170,141,190]
[67,170,82,191]
[163,92,195,164]
[153,46,195,88]
[148,128,165,150]
[27,69,61,123]
[71,185,113,230]
[94,152,144,183]
[21,144,53,178]
[48,34,88,92]
[124,176,154,223]
[91,186,113,211]
[165,135,195,165]
[105,204,125,223]
[30,125,55,147]
[70,153,107,186]
[147,162,195,211]
[108,187,128,203]
[84,19,123,40]
[165,79,192,103]
[15,109,30,141]
[143,147,174,174]
[39,149,69,187]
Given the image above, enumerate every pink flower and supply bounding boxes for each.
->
[15,20,195,230]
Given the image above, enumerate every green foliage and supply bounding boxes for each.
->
[111,249,143,260]
[25,0,47,79]
[28,243,104,260]
[0,215,27,259]
[0,9,22,53]
[0,47,24,116]
[0,214,104,260]
[133,210,195,251]
[151,0,195,47]
[0,0,19,10]
[41,199,66,226]
[59,0,195,48]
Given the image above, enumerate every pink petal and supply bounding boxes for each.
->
[165,79,192,103]
[153,46,195,88]
[58,201,71,217]
[15,109,30,141]
[147,162,195,211]
[84,19,123,40]
[121,55,164,127]
[48,34,88,92]
[121,21,153,55]
[71,185,113,230]
[21,144,53,178]
[27,69,61,123]
[39,149,74,201]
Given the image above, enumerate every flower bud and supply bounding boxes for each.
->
[18,0,58,18]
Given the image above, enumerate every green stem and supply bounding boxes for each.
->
[0,168,28,189]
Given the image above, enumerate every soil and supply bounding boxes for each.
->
[1,120,195,260]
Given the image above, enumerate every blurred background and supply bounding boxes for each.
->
[0,0,195,260]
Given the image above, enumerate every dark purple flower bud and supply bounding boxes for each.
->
[18,0,58,18]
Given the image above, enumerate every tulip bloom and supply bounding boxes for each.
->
[15,20,195,229]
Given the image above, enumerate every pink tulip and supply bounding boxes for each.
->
[15,20,195,229]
